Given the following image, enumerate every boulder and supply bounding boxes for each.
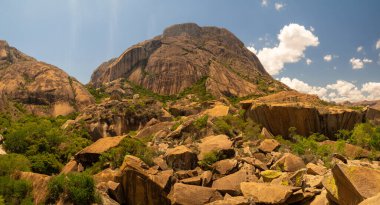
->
[16,172,51,205]
[206,196,251,205]
[168,183,223,205]
[240,182,296,204]
[330,163,380,204]
[310,190,329,205]
[271,153,306,172]
[203,103,229,118]
[212,164,257,195]
[75,136,126,167]
[306,163,328,175]
[359,193,380,205]
[198,135,234,160]
[60,160,84,174]
[165,145,198,170]
[258,139,280,153]
[261,127,274,139]
[211,159,238,175]
[120,155,171,205]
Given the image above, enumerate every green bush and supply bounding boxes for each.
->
[94,137,157,171]
[29,154,63,175]
[48,173,96,205]
[213,114,261,140]
[198,150,220,168]
[0,176,33,205]
[0,154,31,176]
[192,115,208,129]
[0,195,4,205]
[350,123,380,150]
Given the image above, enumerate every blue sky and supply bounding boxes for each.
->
[1,0,380,102]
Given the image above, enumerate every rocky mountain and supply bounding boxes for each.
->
[0,40,94,116]
[90,23,289,98]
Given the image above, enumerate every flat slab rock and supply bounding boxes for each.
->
[168,183,223,205]
[240,182,298,204]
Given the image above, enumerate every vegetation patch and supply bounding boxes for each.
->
[47,173,97,205]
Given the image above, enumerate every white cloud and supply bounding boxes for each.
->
[306,58,312,65]
[247,45,257,54]
[323,54,332,62]
[356,46,363,52]
[309,26,315,32]
[275,3,284,11]
[256,23,319,75]
[261,0,269,7]
[350,57,372,69]
[280,77,380,102]
[376,39,380,49]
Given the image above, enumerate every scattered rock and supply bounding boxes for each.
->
[212,163,257,195]
[359,193,380,205]
[75,136,126,167]
[271,153,306,172]
[260,170,283,182]
[240,182,297,204]
[198,135,234,160]
[306,163,328,175]
[15,172,51,205]
[212,159,238,175]
[165,145,198,170]
[168,183,223,205]
[258,139,280,153]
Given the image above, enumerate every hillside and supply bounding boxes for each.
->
[0,40,94,116]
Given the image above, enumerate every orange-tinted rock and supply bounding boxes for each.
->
[90,23,288,98]
[168,183,223,205]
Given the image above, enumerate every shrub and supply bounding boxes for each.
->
[29,154,63,175]
[96,137,157,171]
[0,154,31,176]
[0,176,33,205]
[48,173,96,205]
[213,114,261,140]
[198,150,220,168]
[350,123,380,150]
[192,115,208,129]
[0,195,4,205]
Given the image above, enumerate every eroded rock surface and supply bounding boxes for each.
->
[90,23,288,98]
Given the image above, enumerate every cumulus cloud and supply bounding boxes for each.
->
[261,0,268,7]
[356,46,363,52]
[247,46,257,54]
[323,55,332,62]
[280,77,380,102]
[306,58,312,65]
[376,39,380,49]
[275,3,284,11]
[254,23,319,75]
[350,57,372,69]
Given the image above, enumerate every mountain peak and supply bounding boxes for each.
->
[90,23,288,98]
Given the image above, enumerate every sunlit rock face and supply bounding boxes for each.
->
[0,40,94,116]
[90,23,289,98]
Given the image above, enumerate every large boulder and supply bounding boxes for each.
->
[75,136,126,167]
[165,145,198,170]
[240,182,297,204]
[271,153,306,172]
[211,159,238,175]
[198,135,234,160]
[212,164,257,195]
[168,183,223,205]
[119,155,172,205]
[327,163,380,205]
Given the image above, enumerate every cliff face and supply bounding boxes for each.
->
[242,91,366,138]
[0,40,94,116]
[90,23,288,98]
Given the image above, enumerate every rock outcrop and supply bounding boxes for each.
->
[242,91,366,138]
[0,40,94,116]
[90,23,288,98]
